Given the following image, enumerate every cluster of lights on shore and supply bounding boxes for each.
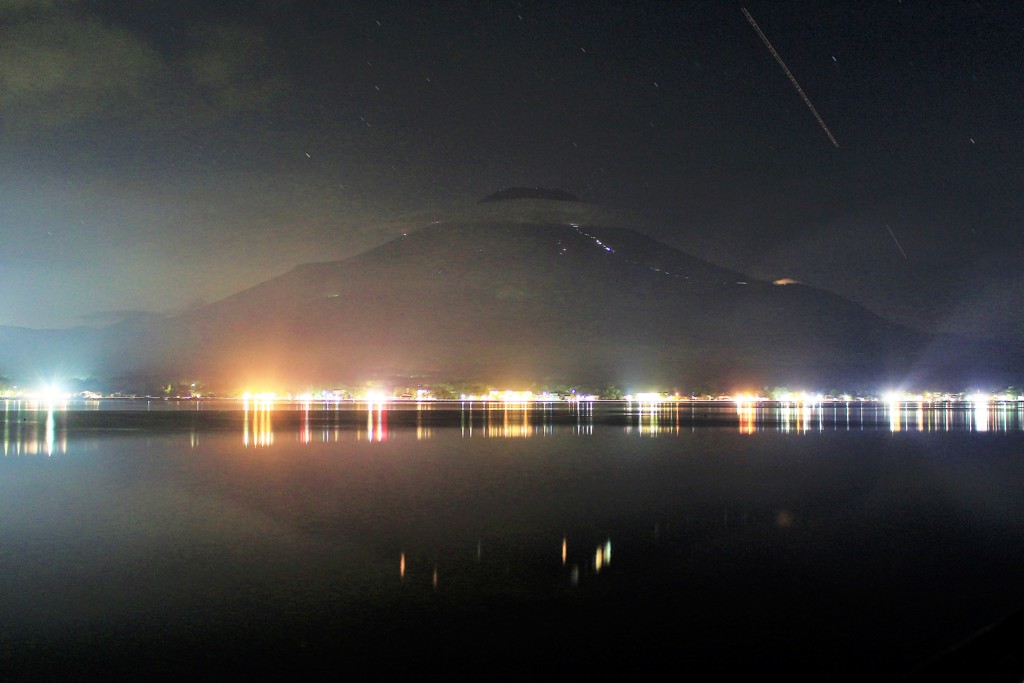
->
[238,388,1024,405]
[3,384,1023,405]
[6,383,1023,457]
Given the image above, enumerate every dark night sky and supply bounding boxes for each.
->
[1,1,1022,340]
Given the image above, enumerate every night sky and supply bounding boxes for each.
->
[2,1,1021,341]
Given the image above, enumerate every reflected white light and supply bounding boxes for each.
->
[44,409,55,456]
[972,395,990,432]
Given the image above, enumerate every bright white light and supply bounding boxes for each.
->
[25,383,69,402]
[882,391,902,404]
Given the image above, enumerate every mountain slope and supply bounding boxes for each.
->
[96,209,1016,392]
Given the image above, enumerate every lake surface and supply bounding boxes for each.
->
[2,399,1024,680]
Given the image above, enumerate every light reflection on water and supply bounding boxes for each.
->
[4,399,1024,454]
[2,401,65,456]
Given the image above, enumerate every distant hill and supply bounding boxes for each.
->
[1,193,1020,393]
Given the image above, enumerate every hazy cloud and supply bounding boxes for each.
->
[0,6,289,134]
[184,23,288,116]
[0,11,160,129]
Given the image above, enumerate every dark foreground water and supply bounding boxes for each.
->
[2,399,1024,681]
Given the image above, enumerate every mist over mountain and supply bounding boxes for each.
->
[2,193,1020,393]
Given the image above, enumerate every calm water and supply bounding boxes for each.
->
[2,399,1024,680]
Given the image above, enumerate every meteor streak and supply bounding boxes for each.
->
[885,224,908,260]
[742,8,840,148]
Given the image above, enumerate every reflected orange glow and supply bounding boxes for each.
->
[365,404,389,442]
[561,537,567,566]
[400,552,406,580]
[243,398,275,447]
[737,402,756,434]
[416,410,433,440]
[484,404,532,438]
[300,404,311,444]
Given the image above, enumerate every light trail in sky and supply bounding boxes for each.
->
[742,8,840,148]
[885,224,908,260]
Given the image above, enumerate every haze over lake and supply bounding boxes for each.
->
[2,399,1024,680]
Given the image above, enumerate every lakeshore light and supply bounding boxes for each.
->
[488,390,533,402]
[881,391,903,405]
[24,383,70,402]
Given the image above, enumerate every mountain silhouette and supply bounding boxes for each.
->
[79,193,1020,393]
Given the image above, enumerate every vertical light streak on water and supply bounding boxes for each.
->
[887,401,900,433]
[45,407,55,456]
[243,400,250,447]
[974,400,989,433]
